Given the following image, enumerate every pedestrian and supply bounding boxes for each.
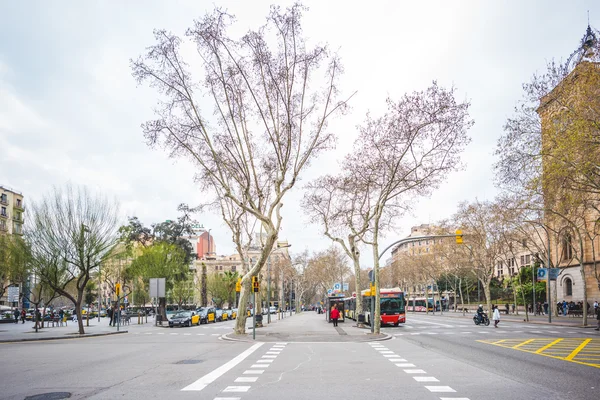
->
[330,304,340,327]
[543,301,548,315]
[13,308,20,324]
[492,305,501,328]
[595,304,600,331]
[512,303,515,314]
[21,309,26,323]
[594,300,598,311]
[562,300,568,316]
[107,306,113,326]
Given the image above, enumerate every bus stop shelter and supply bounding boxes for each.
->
[326,295,345,323]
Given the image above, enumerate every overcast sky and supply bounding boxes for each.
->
[1,1,598,266]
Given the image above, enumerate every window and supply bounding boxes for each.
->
[565,278,573,296]
[525,255,531,264]
[562,232,573,260]
[214,266,219,271]
[0,194,6,204]
[520,255,525,265]
[16,198,21,207]
[1,206,6,216]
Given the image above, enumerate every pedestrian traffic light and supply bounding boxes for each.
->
[236,278,242,293]
[115,283,121,296]
[252,276,259,293]
[455,229,463,245]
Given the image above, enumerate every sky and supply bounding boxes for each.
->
[1,1,598,267]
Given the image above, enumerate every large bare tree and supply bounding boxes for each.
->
[347,83,473,333]
[27,185,119,334]
[132,4,352,334]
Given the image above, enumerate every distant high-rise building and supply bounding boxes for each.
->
[197,231,216,259]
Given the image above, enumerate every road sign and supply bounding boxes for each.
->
[549,268,560,280]
[149,278,166,297]
[124,296,128,304]
[7,286,19,303]
[327,289,333,295]
[333,283,341,291]
[236,278,242,292]
[368,270,374,282]
[343,283,349,291]
[537,268,547,281]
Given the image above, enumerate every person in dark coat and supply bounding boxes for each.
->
[14,309,20,324]
[107,307,114,326]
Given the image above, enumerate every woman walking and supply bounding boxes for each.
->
[492,305,501,328]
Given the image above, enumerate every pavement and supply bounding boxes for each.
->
[425,309,598,328]
[225,311,388,342]
[0,315,135,342]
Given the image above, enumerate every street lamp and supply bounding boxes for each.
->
[525,220,552,324]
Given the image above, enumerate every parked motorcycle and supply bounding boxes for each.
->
[473,313,490,326]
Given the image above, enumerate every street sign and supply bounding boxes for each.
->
[343,283,349,291]
[149,278,166,297]
[368,270,374,282]
[327,289,333,295]
[333,283,341,291]
[537,268,547,281]
[124,296,128,304]
[7,286,19,303]
[548,268,560,280]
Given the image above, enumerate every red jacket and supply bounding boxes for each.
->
[330,309,340,319]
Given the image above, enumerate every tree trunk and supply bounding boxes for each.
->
[580,240,588,325]
[483,279,492,315]
[201,264,207,307]
[349,237,363,315]
[76,292,85,334]
[234,280,251,334]
[371,240,381,334]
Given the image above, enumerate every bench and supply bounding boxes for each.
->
[568,309,583,317]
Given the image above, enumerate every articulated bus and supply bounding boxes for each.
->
[405,297,440,312]
[343,288,406,326]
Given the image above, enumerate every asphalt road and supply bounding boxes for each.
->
[1,312,598,400]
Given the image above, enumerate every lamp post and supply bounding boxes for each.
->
[525,221,552,324]
[268,244,291,324]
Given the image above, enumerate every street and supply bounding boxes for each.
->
[0,311,598,400]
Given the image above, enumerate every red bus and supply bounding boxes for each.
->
[342,288,405,326]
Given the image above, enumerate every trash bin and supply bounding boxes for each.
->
[358,314,365,324]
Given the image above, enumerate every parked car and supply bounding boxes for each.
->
[215,309,224,321]
[196,307,216,324]
[168,311,199,328]
[269,306,277,314]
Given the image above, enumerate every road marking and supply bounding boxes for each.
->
[256,360,273,363]
[566,339,592,360]
[235,377,258,383]
[389,358,407,362]
[214,397,241,400]
[404,369,427,374]
[383,354,399,357]
[223,386,250,393]
[395,363,416,368]
[144,332,152,335]
[262,355,277,359]
[409,320,454,327]
[212,334,220,336]
[379,351,394,354]
[413,377,439,382]
[410,333,421,335]
[157,332,164,335]
[197,333,205,335]
[181,343,263,391]
[266,351,280,355]
[243,370,264,374]
[425,386,456,392]
[251,364,269,368]
[535,338,563,353]
[513,339,536,349]
[440,398,470,400]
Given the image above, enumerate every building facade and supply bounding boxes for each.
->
[0,185,25,236]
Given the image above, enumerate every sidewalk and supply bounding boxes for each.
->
[223,311,389,343]
[0,316,131,343]
[418,310,596,328]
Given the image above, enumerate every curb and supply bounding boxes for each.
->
[221,331,392,343]
[0,330,128,343]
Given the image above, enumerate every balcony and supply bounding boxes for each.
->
[14,201,24,211]
[0,198,7,206]
[13,215,23,223]
[0,212,8,219]
[0,224,7,232]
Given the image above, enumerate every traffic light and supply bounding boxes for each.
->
[252,276,259,293]
[455,229,463,245]
[236,278,242,293]
[115,283,121,296]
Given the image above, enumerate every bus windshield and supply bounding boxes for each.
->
[381,297,404,313]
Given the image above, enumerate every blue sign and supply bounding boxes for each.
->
[537,268,547,281]
[333,283,341,291]
[548,268,560,281]
[343,283,349,291]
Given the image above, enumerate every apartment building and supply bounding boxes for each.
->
[0,185,25,235]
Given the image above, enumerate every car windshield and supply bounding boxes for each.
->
[173,311,190,318]
[381,298,404,313]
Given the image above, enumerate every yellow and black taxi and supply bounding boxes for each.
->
[168,310,200,328]
[196,307,216,324]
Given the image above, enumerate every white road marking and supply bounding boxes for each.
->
[276,342,288,345]
[214,397,241,400]
[413,377,439,382]
[395,363,416,368]
[408,320,453,327]
[157,332,164,335]
[212,334,220,336]
[383,354,399,358]
[223,386,250,393]
[197,333,205,335]
[184,333,191,336]
[262,355,277,359]
[266,352,280,355]
[251,364,269,368]
[256,360,273,363]
[170,333,178,335]
[389,359,407,362]
[404,369,427,374]
[144,332,152,335]
[181,343,263,391]
[243,370,264,374]
[425,386,456,392]
[379,351,394,354]
[235,377,258,383]
[440,398,470,400]
[410,333,421,335]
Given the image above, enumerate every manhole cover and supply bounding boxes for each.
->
[175,359,203,364]
[25,392,71,400]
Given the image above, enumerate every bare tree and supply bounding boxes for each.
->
[348,83,473,333]
[27,185,119,334]
[132,4,352,334]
